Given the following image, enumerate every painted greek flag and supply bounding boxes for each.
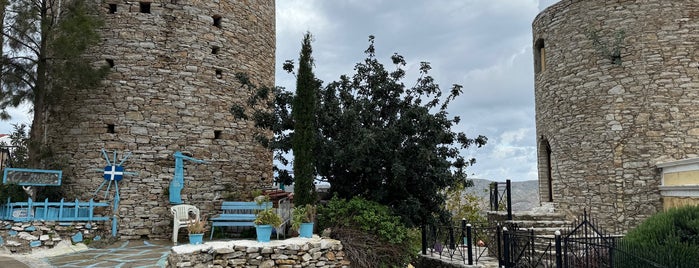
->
[103,165,124,181]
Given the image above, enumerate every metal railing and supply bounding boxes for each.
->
[489,179,512,220]
[421,219,499,266]
[0,197,110,222]
[499,211,664,268]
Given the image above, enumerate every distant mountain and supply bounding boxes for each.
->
[462,179,540,212]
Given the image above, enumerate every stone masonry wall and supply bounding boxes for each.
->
[167,238,350,268]
[44,0,275,239]
[0,220,109,253]
[533,0,699,233]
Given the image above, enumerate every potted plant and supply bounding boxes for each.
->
[291,204,316,238]
[254,195,282,242]
[187,217,206,245]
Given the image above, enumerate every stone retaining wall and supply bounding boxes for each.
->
[0,220,108,253]
[167,237,350,268]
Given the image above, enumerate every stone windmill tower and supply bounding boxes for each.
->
[533,0,699,233]
[45,0,275,239]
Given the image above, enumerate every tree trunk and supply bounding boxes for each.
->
[28,0,51,168]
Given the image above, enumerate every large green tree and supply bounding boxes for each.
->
[291,32,321,206]
[236,35,486,226]
[0,0,108,167]
[313,36,486,226]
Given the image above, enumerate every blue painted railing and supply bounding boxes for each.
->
[0,198,110,222]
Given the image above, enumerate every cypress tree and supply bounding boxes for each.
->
[292,32,320,206]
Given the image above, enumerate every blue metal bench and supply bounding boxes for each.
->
[209,201,272,240]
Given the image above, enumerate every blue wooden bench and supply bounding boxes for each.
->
[209,199,292,240]
[209,201,272,240]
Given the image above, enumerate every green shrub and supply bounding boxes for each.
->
[616,205,699,268]
[317,196,419,268]
[0,183,27,204]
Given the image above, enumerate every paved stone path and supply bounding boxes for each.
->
[46,240,171,268]
[422,246,501,268]
[0,255,31,268]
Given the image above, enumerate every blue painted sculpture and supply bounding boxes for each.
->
[169,151,207,204]
[93,149,137,236]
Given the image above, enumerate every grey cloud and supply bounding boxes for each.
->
[273,0,561,181]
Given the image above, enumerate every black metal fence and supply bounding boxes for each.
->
[502,226,559,268]
[421,219,499,266]
[500,211,664,268]
[489,179,512,220]
[420,211,665,267]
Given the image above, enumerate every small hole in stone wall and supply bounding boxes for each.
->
[108,4,117,14]
[211,46,220,54]
[215,69,223,79]
[107,124,115,134]
[106,59,114,68]
[139,2,150,13]
[212,15,222,28]
[214,130,222,139]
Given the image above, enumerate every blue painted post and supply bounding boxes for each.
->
[169,151,206,204]
[27,198,33,221]
[43,198,49,220]
[59,199,65,221]
[74,199,79,219]
[89,199,94,222]
[112,194,120,237]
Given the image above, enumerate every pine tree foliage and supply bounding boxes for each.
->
[0,0,108,166]
[0,123,29,167]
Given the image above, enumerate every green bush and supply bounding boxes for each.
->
[0,183,27,204]
[317,196,419,268]
[616,205,699,268]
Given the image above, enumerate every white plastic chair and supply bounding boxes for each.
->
[170,204,200,244]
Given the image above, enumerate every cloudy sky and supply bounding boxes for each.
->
[1,0,561,182]
[276,0,560,182]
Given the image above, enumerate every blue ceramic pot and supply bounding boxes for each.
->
[256,225,273,242]
[189,233,204,245]
[299,222,313,238]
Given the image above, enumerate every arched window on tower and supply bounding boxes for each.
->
[538,137,553,202]
[534,38,546,73]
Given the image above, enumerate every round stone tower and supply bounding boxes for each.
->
[45,0,275,239]
[533,0,699,233]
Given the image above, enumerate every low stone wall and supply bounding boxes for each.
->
[167,236,350,268]
[0,220,109,253]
